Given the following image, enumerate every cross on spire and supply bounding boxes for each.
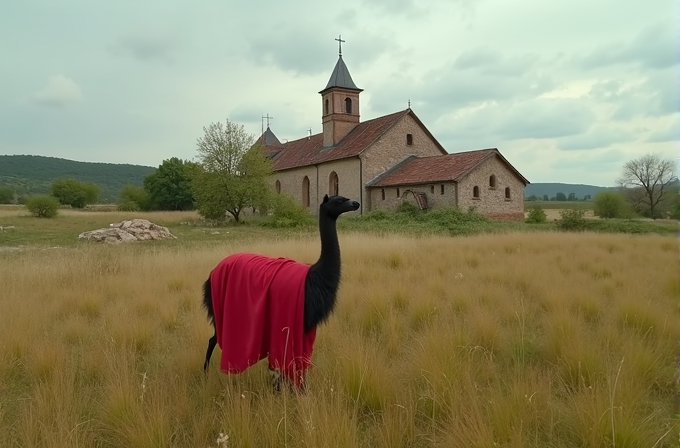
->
[262,114,273,128]
[335,34,345,56]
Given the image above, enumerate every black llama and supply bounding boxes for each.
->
[202,194,360,391]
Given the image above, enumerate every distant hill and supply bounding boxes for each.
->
[524,183,615,200]
[0,155,156,202]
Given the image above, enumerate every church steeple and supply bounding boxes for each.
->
[319,35,363,148]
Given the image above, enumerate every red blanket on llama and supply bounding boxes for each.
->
[209,253,317,388]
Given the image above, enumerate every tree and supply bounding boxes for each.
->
[617,153,676,219]
[593,191,629,219]
[192,120,273,222]
[51,178,100,208]
[143,157,198,210]
[567,192,576,201]
[0,186,14,204]
[25,195,60,218]
[555,192,567,201]
[543,194,549,201]
[118,184,151,211]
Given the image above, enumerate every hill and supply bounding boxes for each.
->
[524,182,615,200]
[0,155,156,202]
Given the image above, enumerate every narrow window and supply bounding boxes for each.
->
[473,186,480,199]
[275,180,281,194]
[430,185,434,194]
[406,133,413,145]
[329,171,339,196]
[489,175,497,189]
[302,176,310,207]
[505,187,511,200]
[396,187,400,197]
[440,185,445,195]
[345,97,352,114]
[381,189,385,200]
[325,98,329,115]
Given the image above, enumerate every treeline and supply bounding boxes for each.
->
[0,155,155,202]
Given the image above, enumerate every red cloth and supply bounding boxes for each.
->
[209,252,317,388]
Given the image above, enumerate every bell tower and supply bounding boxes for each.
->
[319,35,363,148]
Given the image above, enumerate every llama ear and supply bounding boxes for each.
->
[323,194,329,203]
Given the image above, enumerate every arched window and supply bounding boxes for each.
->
[325,98,329,115]
[302,176,310,207]
[489,175,497,189]
[329,171,339,196]
[505,187,511,200]
[473,186,480,198]
[345,97,352,114]
[381,189,385,200]
[275,180,281,194]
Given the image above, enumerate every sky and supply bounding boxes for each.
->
[0,0,678,186]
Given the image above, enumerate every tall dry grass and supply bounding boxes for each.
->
[0,231,678,447]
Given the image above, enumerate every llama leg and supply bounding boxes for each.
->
[203,330,217,373]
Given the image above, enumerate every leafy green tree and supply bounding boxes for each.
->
[542,194,549,201]
[617,153,676,219]
[143,157,198,210]
[118,184,151,211]
[25,195,60,218]
[555,192,567,201]
[593,191,629,219]
[0,186,14,204]
[50,178,100,208]
[192,120,273,222]
[567,193,576,201]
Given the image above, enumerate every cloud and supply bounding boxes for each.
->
[608,69,679,120]
[556,126,635,151]
[453,47,540,77]
[550,148,625,171]
[32,75,84,108]
[646,114,680,143]
[109,28,180,64]
[576,20,677,71]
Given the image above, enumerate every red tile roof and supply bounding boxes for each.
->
[367,148,529,187]
[266,109,426,171]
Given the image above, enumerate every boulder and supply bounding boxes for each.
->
[78,219,177,244]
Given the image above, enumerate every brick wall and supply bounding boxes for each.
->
[456,155,526,218]
[368,182,457,211]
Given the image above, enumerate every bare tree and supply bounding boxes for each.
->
[617,153,676,219]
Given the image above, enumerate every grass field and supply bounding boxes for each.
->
[1,209,679,447]
[524,201,594,210]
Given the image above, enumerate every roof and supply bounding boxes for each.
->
[266,109,447,171]
[319,56,363,93]
[367,148,530,187]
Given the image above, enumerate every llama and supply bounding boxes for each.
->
[202,194,360,391]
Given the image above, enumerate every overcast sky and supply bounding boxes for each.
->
[1,0,677,186]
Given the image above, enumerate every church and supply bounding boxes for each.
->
[256,40,530,220]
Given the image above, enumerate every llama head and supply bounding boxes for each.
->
[320,194,360,218]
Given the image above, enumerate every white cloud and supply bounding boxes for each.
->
[31,75,84,108]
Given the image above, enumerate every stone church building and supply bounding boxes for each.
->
[255,48,530,220]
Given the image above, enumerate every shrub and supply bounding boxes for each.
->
[25,195,60,218]
[260,193,315,228]
[525,205,547,224]
[593,191,629,219]
[118,184,150,211]
[396,201,421,218]
[117,200,140,212]
[556,208,587,231]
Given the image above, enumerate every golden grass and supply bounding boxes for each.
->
[1,231,678,447]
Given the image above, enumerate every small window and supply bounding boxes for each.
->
[381,189,385,200]
[345,97,352,114]
[329,171,339,196]
[396,187,400,197]
[302,176,310,207]
[325,98,329,115]
[505,187,511,200]
[275,180,281,194]
[473,186,480,199]
[440,184,444,195]
[406,133,413,145]
[489,175,497,189]
[430,185,434,194]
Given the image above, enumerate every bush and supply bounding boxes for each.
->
[260,193,315,228]
[593,191,630,219]
[118,184,150,211]
[25,195,60,218]
[525,205,547,224]
[117,200,141,212]
[556,208,587,231]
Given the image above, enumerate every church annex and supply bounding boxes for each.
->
[256,40,530,220]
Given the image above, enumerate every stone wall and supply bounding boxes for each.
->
[368,182,458,211]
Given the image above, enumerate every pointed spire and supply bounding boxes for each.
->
[319,36,363,93]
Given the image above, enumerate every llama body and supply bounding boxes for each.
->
[202,194,360,390]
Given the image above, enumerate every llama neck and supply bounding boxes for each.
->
[312,213,340,278]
